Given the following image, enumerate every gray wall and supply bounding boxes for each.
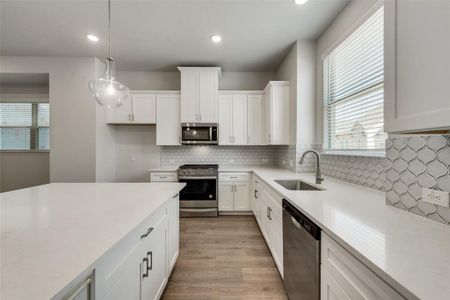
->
[0,152,50,192]
[117,70,275,91]
[1,56,105,183]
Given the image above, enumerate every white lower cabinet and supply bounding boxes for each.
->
[321,233,404,300]
[140,214,168,300]
[321,266,350,300]
[219,173,251,212]
[150,172,178,182]
[218,182,250,212]
[94,195,179,300]
[253,177,283,277]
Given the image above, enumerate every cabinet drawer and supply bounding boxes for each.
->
[95,204,167,299]
[321,233,404,300]
[150,172,178,182]
[219,172,250,182]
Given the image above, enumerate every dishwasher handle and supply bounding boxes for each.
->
[283,199,320,240]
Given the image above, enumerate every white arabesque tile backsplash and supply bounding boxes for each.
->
[385,135,450,225]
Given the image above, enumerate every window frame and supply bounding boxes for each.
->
[321,3,385,156]
[0,102,50,152]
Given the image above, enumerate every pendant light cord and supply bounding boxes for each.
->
[108,0,112,59]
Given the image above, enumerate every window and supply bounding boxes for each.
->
[323,7,385,152]
[0,103,50,150]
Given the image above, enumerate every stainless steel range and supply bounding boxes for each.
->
[177,164,218,217]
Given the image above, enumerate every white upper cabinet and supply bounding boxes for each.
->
[218,94,249,145]
[385,0,450,133]
[219,92,263,146]
[247,95,263,145]
[132,94,156,124]
[219,95,233,145]
[105,98,132,124]
[232,95,248,145]
[156,93,181,145]
[105,92,156,124]
[263,81,290,145]
[178,67,221,123]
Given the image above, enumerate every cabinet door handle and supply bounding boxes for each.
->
[147,251,153,271]
[140,227,154,239]
[254,189,258,199]
[142,257,149,278]
[266,207,269,218]
[268,207,272,220]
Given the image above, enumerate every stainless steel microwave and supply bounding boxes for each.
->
[181,123,218,145]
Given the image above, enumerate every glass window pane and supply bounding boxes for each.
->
[38,103,49,126]
[0,103,32,126]
[38,127,49,150]
[0,128,31,150]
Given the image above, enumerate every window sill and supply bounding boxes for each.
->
[0,150,50,154]
[321,150,385,158]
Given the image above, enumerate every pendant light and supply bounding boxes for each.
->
[88,0,130,108]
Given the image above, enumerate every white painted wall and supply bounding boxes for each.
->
[315,0,379,144]
[1,56,98,182]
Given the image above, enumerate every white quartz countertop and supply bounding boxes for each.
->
[249,167,450,300]
[148,165,268,172]
[1,182,186,300]
[149,164,450,298]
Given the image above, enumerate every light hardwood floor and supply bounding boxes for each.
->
[161,216,288,300]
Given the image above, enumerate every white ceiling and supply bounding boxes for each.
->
[0,0,348,71]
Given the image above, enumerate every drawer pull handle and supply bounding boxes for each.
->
[230,176,238,178]
[142,258,149,278]
[140,227,154,239]
[147,251,153,271]
[159,176,168,178]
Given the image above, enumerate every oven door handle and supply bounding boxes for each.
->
[178,176,217,180]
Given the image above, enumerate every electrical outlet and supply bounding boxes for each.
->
[289,160,294,168]
[130,154,136,161]
[262,158,268,164]
[169,158,175,164]
[282,160,286,165]
[229,159,235,164]
[422,188,450,207]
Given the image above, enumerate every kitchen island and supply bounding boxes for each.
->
[1,182,185,300]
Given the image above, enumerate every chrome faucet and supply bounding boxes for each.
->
[299,150,324,184]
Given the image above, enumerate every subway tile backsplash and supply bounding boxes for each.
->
[160,146,277,166]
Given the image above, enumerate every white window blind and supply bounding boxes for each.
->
[0,103,50,150]
[323,7,385,152]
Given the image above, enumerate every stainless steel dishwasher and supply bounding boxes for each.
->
[282,199,321,300]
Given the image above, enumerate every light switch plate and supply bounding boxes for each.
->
[422,188,450,207]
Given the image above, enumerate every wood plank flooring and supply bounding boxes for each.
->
[161,216,287,300]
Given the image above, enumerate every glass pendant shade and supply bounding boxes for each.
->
[88,58,130,109]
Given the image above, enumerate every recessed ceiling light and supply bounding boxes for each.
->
[86,34,99,42]
[294,0,309,5]
[211,35,222,43]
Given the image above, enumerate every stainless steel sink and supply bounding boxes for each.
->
[275,180,323,191]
